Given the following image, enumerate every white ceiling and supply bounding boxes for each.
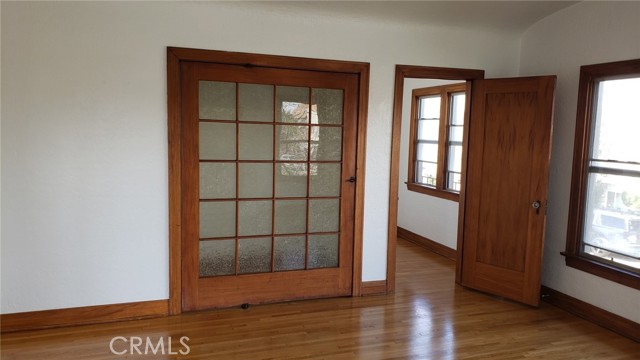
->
[245,1,579,33]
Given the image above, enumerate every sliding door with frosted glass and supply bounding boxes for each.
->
[180,63,358,310]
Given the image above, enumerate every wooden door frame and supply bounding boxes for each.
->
[386,65,484,294]
[167,47,370,315]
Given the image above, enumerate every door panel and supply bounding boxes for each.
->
[461,76,555,306]
[180,62,357,311]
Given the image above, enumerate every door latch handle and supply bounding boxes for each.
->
[346,176,356,183]
[532,200,541,215]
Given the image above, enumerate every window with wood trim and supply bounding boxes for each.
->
[565,59,640,290]
[406,83,466,201]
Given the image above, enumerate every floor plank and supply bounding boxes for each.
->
[1,239,638,359]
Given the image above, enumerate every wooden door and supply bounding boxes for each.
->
[180,62,358,311]
[460,76,556,306]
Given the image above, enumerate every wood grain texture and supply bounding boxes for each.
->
[167,48,182,316]
[387,65,484,295]
[541,285,640,343]
[0,300,168,333]
[461,76,556,306]
[398,226,456,260]
[360,280,387,296]
[2,240,638,359]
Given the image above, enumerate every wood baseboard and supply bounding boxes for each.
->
[397,227,456,261]
[1,299,169,333]
[361,280,387,296]
[540,286,640,343]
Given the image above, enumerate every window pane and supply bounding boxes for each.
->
[199,239,235,277]
[274,236,306,271]
[238,200,272,236]
[582,172,640,271]
[449,125,463,143]
[275,163,307,197]
[591,78,640,163]
[308,234,339,269]
[199,81,236,121]
[447,172,462,192]
[276,125,308,161]
[200,163,236,199]
[310,126,342,161]
[199,123,236,160]
[416,142,438,163]
[448,145,463,173]
[419,95,440,119]
[450,92,466,125]
[312,88,343,125]
[417,119,439,141]
[238,163,272,198]
[238,83,273,122]
[238,237,272,274]
[277,86,309,123]
[416,161,437,186]
[238,124,273,160]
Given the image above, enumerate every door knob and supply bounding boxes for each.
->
[532,200,541,215]
[346,176,356,183]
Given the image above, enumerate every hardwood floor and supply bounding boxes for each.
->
[2,239,638,359]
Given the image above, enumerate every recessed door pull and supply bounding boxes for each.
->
[346,176,356,183]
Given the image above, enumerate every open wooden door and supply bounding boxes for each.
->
[460,76,556,306]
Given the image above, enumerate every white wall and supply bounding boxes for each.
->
[520,1,640,322]
[0,1,521,313]
[397,79,461,249]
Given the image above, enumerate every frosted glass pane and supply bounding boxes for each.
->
[310,126,342,161]
[419,96,440,120]
[239,83,274,122]
[200,123,236,160]
[275,200,307,234]
[418,120,439,141]
[417,143,438,162]
[312,88,343,125]
[275,163,307,197]
[309,163,341,197]
[275,236,306,271]
[309,199,339,233]
[200,163,235,199]
[238,237,272,274]
[199,239,236,277]
[239,163,273,198]
[277,86,309,123]
[200,201,235,238]
[199,81,236,120]
[239,124,273,160]
[238,200,272,236]
[308,234,338,269]
[276,125,308,161]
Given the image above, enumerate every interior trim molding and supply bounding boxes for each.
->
[360,281,388,296]
[168,47,370,311]
[397,227,456,261]
[540,286,640,343]
[0,300,169,333]
[387,65,485,295]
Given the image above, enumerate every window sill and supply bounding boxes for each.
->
[563,252,640,291]
[405,182,459,202]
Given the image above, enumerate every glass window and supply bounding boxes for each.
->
[407,83,467,201]
[566,59,640,289]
